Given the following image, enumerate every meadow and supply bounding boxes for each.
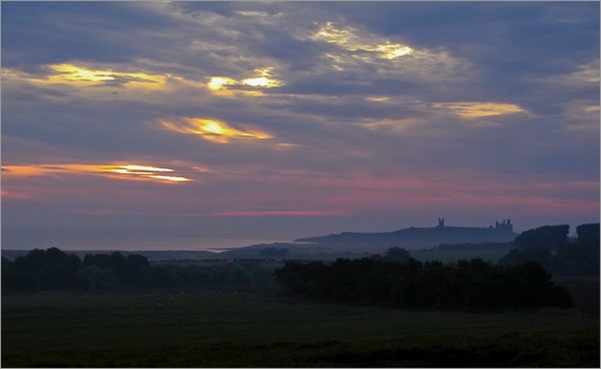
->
[2,290,598,367]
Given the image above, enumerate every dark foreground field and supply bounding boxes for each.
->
[2,290,599,367]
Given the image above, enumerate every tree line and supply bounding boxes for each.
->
[273,256,572,310]
[498,223,599,275]
[2,223,596,308]
[2,248,277,294]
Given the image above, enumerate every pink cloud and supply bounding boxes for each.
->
[69,209,347,217]
[205,210,347,217]
[70,209,130,215]
[1,190,33,200]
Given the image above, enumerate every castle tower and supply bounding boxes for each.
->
[438,218,445,229]
[493,219,513,232]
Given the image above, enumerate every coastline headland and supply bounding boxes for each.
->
[294,218,518,250]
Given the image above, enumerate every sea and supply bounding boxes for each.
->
[3,237,294,253]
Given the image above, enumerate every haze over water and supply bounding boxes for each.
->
[50,238,294,253]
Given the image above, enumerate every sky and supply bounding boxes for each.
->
[2,1,599,251]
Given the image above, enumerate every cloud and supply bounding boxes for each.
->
[2,163,191,183]
[202,210,347,217]
[159,117,273,144]
[1,2,598,248]
[311,21,414,60]
[206,67,284,96]
[1,190,33,200]
[560,100,601,133]
[432,102,528,119]
[1,62,209,103]
[545,59,600,89]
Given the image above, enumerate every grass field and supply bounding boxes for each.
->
[2,291,599,367]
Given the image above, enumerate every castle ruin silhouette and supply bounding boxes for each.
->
[436,218,513,232]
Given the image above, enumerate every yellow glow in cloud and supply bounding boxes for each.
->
[3,63,169,92]
[49,64,115,82]
[147,175,190,182]
[366,96,390,102]
[435,102,527,118]
[313,22,413,60]
[160,117,272,143]
[375,43,413,59]
[207,67,282,95]
[112,164,173,173]
[316,22,351,44]
[235,11,271,17]
[47,64,167,90]
[208,76,238,90]
[359,118,422,133]
[275,142,302,149]
[104,164,190,183]
[2,163,190,183]
[242,77,280,87]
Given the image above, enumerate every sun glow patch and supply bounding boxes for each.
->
[147,175,190,182]
[207,76,238,90]
[207,67,282,94]
[3,63,169,93]
[434,102,527,118]
[366,96,390,102]
[242,77,280,87]
[1,163,190,183]
[313,22,413,60]
[104,165,190,182]
[47,64,167,89]
[160,117,272,143]
[375,43,413,59]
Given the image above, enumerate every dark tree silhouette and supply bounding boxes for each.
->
[576,223,600,242]
[11,248,81,290]
[499,223,600,276]
[274,256,572,310]
[515,225,569,250]
[384,247,411,263]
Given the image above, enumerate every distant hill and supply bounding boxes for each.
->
[295,219,518,251]
[2,220,520,261]
[1,249,219,262]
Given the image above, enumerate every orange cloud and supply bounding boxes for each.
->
[1,190,33,200]
[2,163,191,183]
[160,117,272,143]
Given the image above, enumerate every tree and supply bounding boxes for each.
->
[515,225,569,250]
[274,257,572,310]
[2,257,34,293]
[76,265,120,291]
[126,253,149,269]
[498,247,552,270]
[14,248,81,290]
[384,247,411,263]
[576,223,600,242]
